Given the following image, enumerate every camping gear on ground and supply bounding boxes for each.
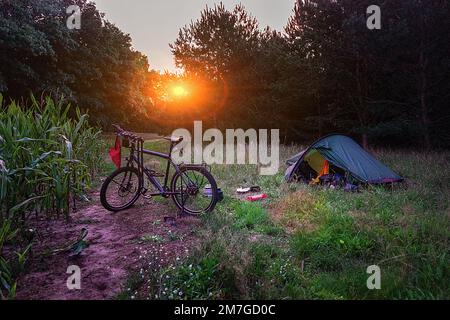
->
[247,193,267,201]
[316,173,345,186]
[204,184,212,196]
[236,186,261,194]
[344,182,359,192]
[218,189,223,201]
[285,134,402,185]
[204,184,224,201]
[237,187,251,193]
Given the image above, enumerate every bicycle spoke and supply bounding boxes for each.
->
[181,171,194,186]
[104,169,140,209]
[110,178,125,187]
[199,173,205,188]
[192,171,200,185]
[173,168,216,214]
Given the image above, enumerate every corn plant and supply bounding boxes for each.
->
[0,94,104,219]
[0,94,105,299]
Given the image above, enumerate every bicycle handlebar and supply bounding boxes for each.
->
[112,124,183,146]
[112,124,144,142]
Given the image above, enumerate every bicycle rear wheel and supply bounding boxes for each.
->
[170,166,218,215]
[100,167,142,212]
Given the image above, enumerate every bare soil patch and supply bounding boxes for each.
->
[15,191,201,300]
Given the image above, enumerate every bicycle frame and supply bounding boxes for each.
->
[124,138,191,197]
[125,140,175,196]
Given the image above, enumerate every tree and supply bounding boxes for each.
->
[171,2,259,80]
[284,0,450,148]
[170,2,262,129]
[393,0,450,149]
[0,0,153,128]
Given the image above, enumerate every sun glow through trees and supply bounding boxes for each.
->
[172,85,189,98]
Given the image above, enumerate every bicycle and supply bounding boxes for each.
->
[100,125,219,215]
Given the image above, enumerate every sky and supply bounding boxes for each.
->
[94,0,295,72]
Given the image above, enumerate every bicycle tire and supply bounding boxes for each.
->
[170,166,218,215]
[100,167,142,212]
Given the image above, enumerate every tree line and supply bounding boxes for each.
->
[1,0,449,148]
[169,0,450,148]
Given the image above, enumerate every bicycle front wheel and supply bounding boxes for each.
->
[170,166,218,215]
[100,167,142,212]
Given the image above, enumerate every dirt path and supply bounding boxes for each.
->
[16,190,201,300]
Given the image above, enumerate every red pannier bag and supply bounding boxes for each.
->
[109,136,121,168]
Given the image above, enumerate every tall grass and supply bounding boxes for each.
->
[0,94,105,299]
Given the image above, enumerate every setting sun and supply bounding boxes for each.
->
[172,85,188,97]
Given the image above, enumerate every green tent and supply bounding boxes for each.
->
[285,134,402,184]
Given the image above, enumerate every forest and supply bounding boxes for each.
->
[1,0,449,148]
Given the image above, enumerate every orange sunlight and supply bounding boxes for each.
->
[149,74,212,111]
[172,85,189,98]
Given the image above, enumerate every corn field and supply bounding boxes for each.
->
[0,95,105,298]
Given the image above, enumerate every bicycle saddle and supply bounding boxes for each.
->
[164,136,184,144]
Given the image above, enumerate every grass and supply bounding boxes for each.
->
[232,201,282,235]
[151,249,238,300]
[128,145,449,300]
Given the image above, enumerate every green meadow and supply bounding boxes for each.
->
[119,140,450,300]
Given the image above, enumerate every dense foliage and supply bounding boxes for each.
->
[0,0,151,127]
[0,95,104,298]
[1,1,448,148]
[170,1,450,148]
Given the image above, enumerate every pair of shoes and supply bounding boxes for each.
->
[237,186,261,194]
